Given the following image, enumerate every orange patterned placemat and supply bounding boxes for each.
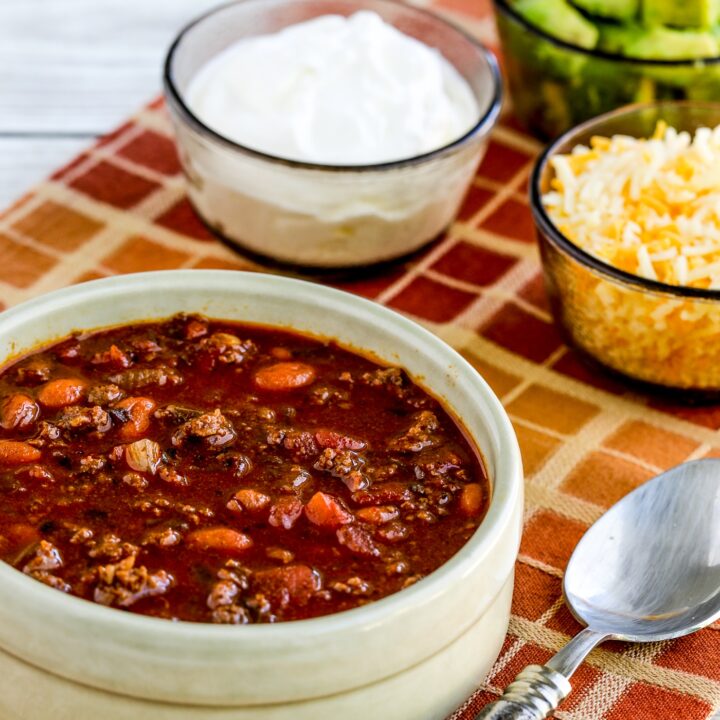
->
[2,2,720,718]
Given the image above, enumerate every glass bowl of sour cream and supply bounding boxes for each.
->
[163,0,502,269]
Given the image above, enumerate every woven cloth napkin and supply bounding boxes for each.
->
[1,1,719,717]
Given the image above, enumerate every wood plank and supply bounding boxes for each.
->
[0,0,219,134]
[0,0,434,206]
[0,0,217,205]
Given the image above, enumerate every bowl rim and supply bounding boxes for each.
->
[530,100,720,301]
[0,269,522,645]
[163,0,503,172]
[493,0,720,66]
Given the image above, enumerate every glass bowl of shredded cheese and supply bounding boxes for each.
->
[532,102,720,393]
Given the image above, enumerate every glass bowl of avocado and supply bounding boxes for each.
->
[495,0,720,138]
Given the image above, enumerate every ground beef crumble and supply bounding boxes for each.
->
[172,409,236,449]
[93,555,174,608]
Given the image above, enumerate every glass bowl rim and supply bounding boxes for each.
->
[530,100,720,301]
[493,0,720,67]
[163,0,503,173]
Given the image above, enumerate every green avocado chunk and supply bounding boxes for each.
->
[571,0,639,21]
[613,25,720,59]
[596,23,637,54]
[642,0,720,29]
[514,0,600,49]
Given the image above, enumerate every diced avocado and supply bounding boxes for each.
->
[598,21,719,60]
[514,0,600,49]
[642,0,720,29]
[570,0,639,22]
[622,26,719,59]
[540,81,572,136]
[596,22,646,54]
[501,0,720,138]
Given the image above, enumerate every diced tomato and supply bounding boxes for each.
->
[37,378,87,409]
[305,492,353,529]
[92,345,131,370]
[336,524,379,557]
[253,362,316,391]
[186,527,253,554]
[0,393,39,430]
[254,564,320,607]
[268,496,303,530]
[0,440,42,465]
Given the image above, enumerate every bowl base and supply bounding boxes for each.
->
[563,340,720,405]
[0,575,512,720]
[189,198,447,280]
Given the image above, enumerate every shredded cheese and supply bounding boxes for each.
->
[543,121,720,289]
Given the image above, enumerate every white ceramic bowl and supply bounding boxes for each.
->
[163,0,502,269]
[0,271,522,720]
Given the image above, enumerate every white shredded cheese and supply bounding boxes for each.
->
[543,121,720,289]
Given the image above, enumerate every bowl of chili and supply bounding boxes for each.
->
[0,270,522,720]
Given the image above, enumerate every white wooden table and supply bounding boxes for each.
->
[0,0,482,209]
[0,0,222,207]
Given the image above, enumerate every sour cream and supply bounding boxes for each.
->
[186,11,479,165]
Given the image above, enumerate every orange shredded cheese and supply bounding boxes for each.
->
[543,122,720,289]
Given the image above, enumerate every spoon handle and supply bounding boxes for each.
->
[473,628,608,719]
[472,665,571,719]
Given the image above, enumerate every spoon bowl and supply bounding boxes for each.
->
[565,458,720,642]
[476,459,720,719]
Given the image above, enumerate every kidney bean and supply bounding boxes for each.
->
[114,397,156,441]
[37,378,87,409]
[459,484,484,517]
[0,440,42,465]
[305,492,353,529]
[228,488,271,514]
[253,362,316,391]
[186,527,253,554]
[0,393,39,430]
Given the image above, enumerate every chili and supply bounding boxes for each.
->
[0,314,489,623]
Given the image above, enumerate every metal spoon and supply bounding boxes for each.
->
[475,458,720,719]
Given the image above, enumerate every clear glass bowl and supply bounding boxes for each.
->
[494,0,720,140]
[164,0,502,269]
[531,102,720,396]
